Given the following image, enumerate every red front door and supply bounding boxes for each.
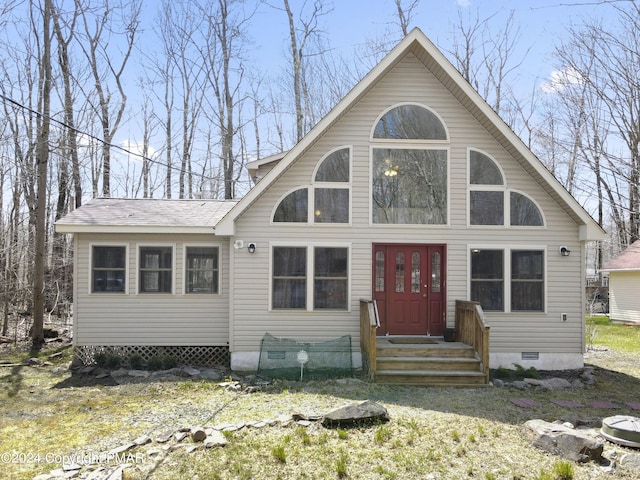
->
[373,244,446,336]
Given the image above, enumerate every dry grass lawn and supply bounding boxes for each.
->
[2,322,640,479]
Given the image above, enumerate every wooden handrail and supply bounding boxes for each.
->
[455,300,490,382]
[359,299,378,381]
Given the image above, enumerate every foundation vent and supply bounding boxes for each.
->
[521,352,539,361]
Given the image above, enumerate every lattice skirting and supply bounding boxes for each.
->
[75,345,230,367]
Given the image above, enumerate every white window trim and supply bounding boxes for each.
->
[467,148,546,229]
[88,242,129,295]
[369,144,451,227]
[269,241,352,313]
[370,102,450,143]
[136,243,176,295]
[468,245,547,313]
[182,243,222,296]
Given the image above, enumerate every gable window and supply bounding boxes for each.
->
[371,104,448,225]
[470,248,545,312]
[511,192,544,226]
[139,246,173,293]
[374,104,447,140]
[468,149,544,227]
[273,147,351,224]
[185,246,219,294]
[92,245,126,293]
[272,245,349,311]
[273,188,308,223]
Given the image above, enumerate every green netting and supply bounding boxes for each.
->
[257,333,353,381]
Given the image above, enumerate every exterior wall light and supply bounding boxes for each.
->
[559,246,571,256]
[247,243,256,254]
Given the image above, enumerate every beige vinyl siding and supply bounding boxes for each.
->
[609,272,640,323]
[75,233,229,346]
[230,53,585,356]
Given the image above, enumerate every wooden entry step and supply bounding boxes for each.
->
[374,337,488,386]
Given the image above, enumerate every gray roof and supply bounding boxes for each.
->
[55,198,238,233]
[602,240,640,272]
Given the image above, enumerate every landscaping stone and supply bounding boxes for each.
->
[525,419,604,463]
[620,453,640,474]
[203,430,228,448]
[127,369,149,378]
[322,400,390,427]
[200,368,223,381]
[133,435,152,446]
[155,431,173,443]
[541,377,573,389]
[182,366,201,377]
[174,431,189,442]
[109,442,135,455]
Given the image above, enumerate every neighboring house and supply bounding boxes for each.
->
[601,240,640,324]
[56,28,603,375]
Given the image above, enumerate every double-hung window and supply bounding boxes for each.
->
[139,246,173,293]
[91,245,126,293]
[272,245,349,311]
[471,248,545,312]
[185,246,219,294]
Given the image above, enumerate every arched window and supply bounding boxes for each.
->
[373,104,447,140]
[273,188,308,223]
[273,147,351,224]
[468,149,544,227]
[371,104,449,225]
[510,191,544,227]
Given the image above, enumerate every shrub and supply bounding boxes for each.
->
[93,352,108,368]
[94,352,121,369]
[147,355,164,371]
[162,355,179,369]
[128,353,143,369]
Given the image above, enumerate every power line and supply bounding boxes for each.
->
[0,91,222,182]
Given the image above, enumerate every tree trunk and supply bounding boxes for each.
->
[32,0,53,347]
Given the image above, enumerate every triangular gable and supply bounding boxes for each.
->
[216,28,603,241]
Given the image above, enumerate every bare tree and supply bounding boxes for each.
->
[281,0,331,143]
[51,0,82,209]
[201,0,254,199]
[553,2,640,249]
[32,0,53,347]
[76,0,140,198]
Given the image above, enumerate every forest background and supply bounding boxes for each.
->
[1,0,638,344]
